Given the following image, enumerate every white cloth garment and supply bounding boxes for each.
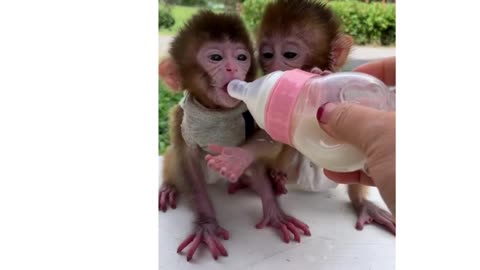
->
[293,155,338,192]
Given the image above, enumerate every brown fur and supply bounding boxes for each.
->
[258,0,342,71]
[160,11,258,200]
[169,10,257,107]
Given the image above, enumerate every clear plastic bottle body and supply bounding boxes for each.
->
[228,70,394,172]
[290,72,393,172]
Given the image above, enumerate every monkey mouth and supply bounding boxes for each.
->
[221,83,229,92]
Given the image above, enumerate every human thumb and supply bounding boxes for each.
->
[316,102,387,153]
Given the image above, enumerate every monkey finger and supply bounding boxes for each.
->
[168,190,177,209]
[256,217,269,229]
[310,67,323,74]
[287,217,311,236]
[279,224,290,243]
[219,167,228,177]
[159,191,168,212]
[206,158,219,169]
[286,222,301,242]
[204,235,220,260]
[213,238,228,257]
[216,227,230,240]
[373,213,396,235]
[186,234,202,262]
[177,234,195,253]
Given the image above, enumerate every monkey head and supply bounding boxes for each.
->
[159,10,257,109]
[257,0,353,74]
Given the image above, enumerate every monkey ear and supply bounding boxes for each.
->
[331,34,353,71]
[159,58,182,91]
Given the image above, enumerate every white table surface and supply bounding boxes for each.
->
[159,157,395,270]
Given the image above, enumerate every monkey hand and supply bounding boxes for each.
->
[159,183,178,212]
[177,217,230,262]
[268,169,288,196]
[256,204,311,243]
[354,200,396,235]
[205,144,254,182]
[310,67,332,76]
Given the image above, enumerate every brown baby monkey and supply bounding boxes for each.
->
[205,0,395,235]
[159,10,310,261]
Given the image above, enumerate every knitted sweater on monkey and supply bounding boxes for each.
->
[179,93,255,153]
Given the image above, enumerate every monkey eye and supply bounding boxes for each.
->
[209,54,223,61]
[262,52,274,59]
[237,54,247,61]
[283,52,298,59]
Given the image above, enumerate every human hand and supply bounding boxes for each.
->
[316,57,396,216]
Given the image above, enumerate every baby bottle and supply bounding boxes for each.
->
[227,69,395,172]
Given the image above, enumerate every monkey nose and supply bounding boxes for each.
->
[226,67,237,73]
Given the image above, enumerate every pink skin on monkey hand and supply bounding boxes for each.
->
[310,67,332,76]
[205,144,255,182]
[354,200,396,235]
[159,183,178,212]
[177,218,230,262]
[257,203,311,243]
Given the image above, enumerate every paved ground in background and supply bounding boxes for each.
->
[159,35,395,71]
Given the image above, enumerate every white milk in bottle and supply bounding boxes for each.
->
[227,69,395,172]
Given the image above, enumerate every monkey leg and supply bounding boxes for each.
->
[242,164,311,243]
[267,146,300,196]
[348,184,396,235]
[176,148,229,262]
[268,169,288,196]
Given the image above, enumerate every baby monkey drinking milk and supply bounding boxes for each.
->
[159,10,310,261]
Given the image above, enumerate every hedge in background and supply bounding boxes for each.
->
[159,80,183,154]
[242,0,395,46]
[159,9,175,30]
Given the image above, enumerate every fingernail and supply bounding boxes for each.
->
[316,102,337,124]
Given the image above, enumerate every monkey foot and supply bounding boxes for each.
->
[268,169,288,196]
[227,180,248,194]
[177,218,230,262]
[310,67,332,76]
[354,200,396,235]
[205,144,255,182]
[256,208,311,243]
[159,183,178,212]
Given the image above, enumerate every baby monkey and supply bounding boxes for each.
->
[206,0,395,235]
[159,10,310,261]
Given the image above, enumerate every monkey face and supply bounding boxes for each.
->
[196,41,252,109]
[258,35,310,74]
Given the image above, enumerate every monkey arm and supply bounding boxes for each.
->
[205,129,283,183]
[239,129,283,161]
